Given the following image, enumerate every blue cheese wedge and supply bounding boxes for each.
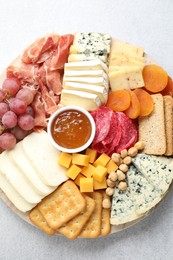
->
[127,165,162,215]
[0,174,36,212]
[63,82,108,104]
[61,89,101,110]
[70,44,108,56]
[65,59,108,73]
[110,185,138,225]
[132,154,173,195]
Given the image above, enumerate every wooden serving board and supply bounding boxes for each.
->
[0,39,171,236]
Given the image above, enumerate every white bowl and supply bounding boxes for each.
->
[47,106,96,153]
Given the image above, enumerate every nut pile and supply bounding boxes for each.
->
[102,141,145,209]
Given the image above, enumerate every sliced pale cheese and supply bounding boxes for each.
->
[63,76,109,90]
[110,40,144,59]
[0,151,42,204]
[132,154,173,195]
[60,89,101,110]
[10,142,55,196]
[68,53,107,63]
[64,69,108,81]
[109,67,144,91]
[109,56,144,69]
[127,165,162,215]
[22,131,68,187]
[63,82,108,103]
[0,174,35,212]
[110,53,145,64]
[65,59,108,73]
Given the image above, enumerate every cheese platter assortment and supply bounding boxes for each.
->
[1,32,173,239]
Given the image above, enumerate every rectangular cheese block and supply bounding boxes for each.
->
[22,131,68,187]
[80,177,94,192]
[64,69,108,81]
[109,67,144,91]
[93,153,110,167]
[66,165,81,180]
[60,89,101,111]
[81,164,96,178]
[85,148,98,163]
[72,153,90,166]
[63,76,109,90]
[10,142,55,196]
[0,151,43,204]
[74,173,85,187]
[63,82,108,103]
[64,59,108,73]
[110,54,145,64]
[58,152,72,168]
[0,173,36,212]
[127,165,162,215]
[109,56,144,69]
[111,186,138,225]
[93,165,107,183]
[93,177,107,190]
[70,44,108,56]
[106,160,118,174]
[132,154,173,195]
[68,53,107,63]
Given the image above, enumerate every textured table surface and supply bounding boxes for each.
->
[1,1,173,260]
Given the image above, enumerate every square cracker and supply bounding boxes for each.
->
[100,191,111,237]
[138,94,166,155]
[38,180,86,230]
[163,95,173,156]
[80,192,102,238]
[58,194,95,239]
[29,207,56,235]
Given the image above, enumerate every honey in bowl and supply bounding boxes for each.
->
[48,106,96,153]
[51,109,92,149]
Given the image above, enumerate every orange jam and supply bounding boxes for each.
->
[51,109,92,149]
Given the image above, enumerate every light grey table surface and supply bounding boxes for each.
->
[1,1,173,259]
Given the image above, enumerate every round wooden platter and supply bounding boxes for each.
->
[0,39,171,236]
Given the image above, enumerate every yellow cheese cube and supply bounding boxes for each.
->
[93,153,110,167]
[106,159,118,174]
[66,164,81,180]
[74,173,85,187]
[93,165,107,183]
[93,177,107,190]
[72,153,90,166]
[80,178,93,192]
[58,152,72,168]
[85,148,97,163]
[81,164,96,178]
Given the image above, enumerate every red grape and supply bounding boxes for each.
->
[2,111,17,128]
[0,89,5,102]
[0,132,16,150]
[9,98,27,115]
[25,106,34,117]
[16,88,34,105]
[18,114,34,131]
[11,125,28,140]
[2,78,20,97]
[0,102,9,118]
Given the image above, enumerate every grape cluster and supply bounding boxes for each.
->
[0,78,35,150]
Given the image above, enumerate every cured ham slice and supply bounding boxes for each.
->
[32,93,47,128]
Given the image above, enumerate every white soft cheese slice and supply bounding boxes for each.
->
[110,185,139,225]
[10,142,55,196]
[109,67,144,91]
[63,82,108,104]
[22,131,68,187]
[65,59,108,73]
[60,89,101,110]
[0,174,36,212]
[63,76,109,90]
[64,69,108,81]
[0,151,43,204]
[132,154,173,195]
[127,165,162,215]
[68,53,107,63]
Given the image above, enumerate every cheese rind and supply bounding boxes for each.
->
[60,89,101,111]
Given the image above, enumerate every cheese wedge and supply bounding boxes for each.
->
[63,76,109,90]
[22,131,68,187]
[70,44,108,55]
[61,89,101,110]
[109,67,144,91]
[64,69,108,81]
[68,53,107,63]
[0,174,35,212]
[0,151,43,204]
[63,82,108,103]
[65,59,108,73]
[10,142,55,196]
